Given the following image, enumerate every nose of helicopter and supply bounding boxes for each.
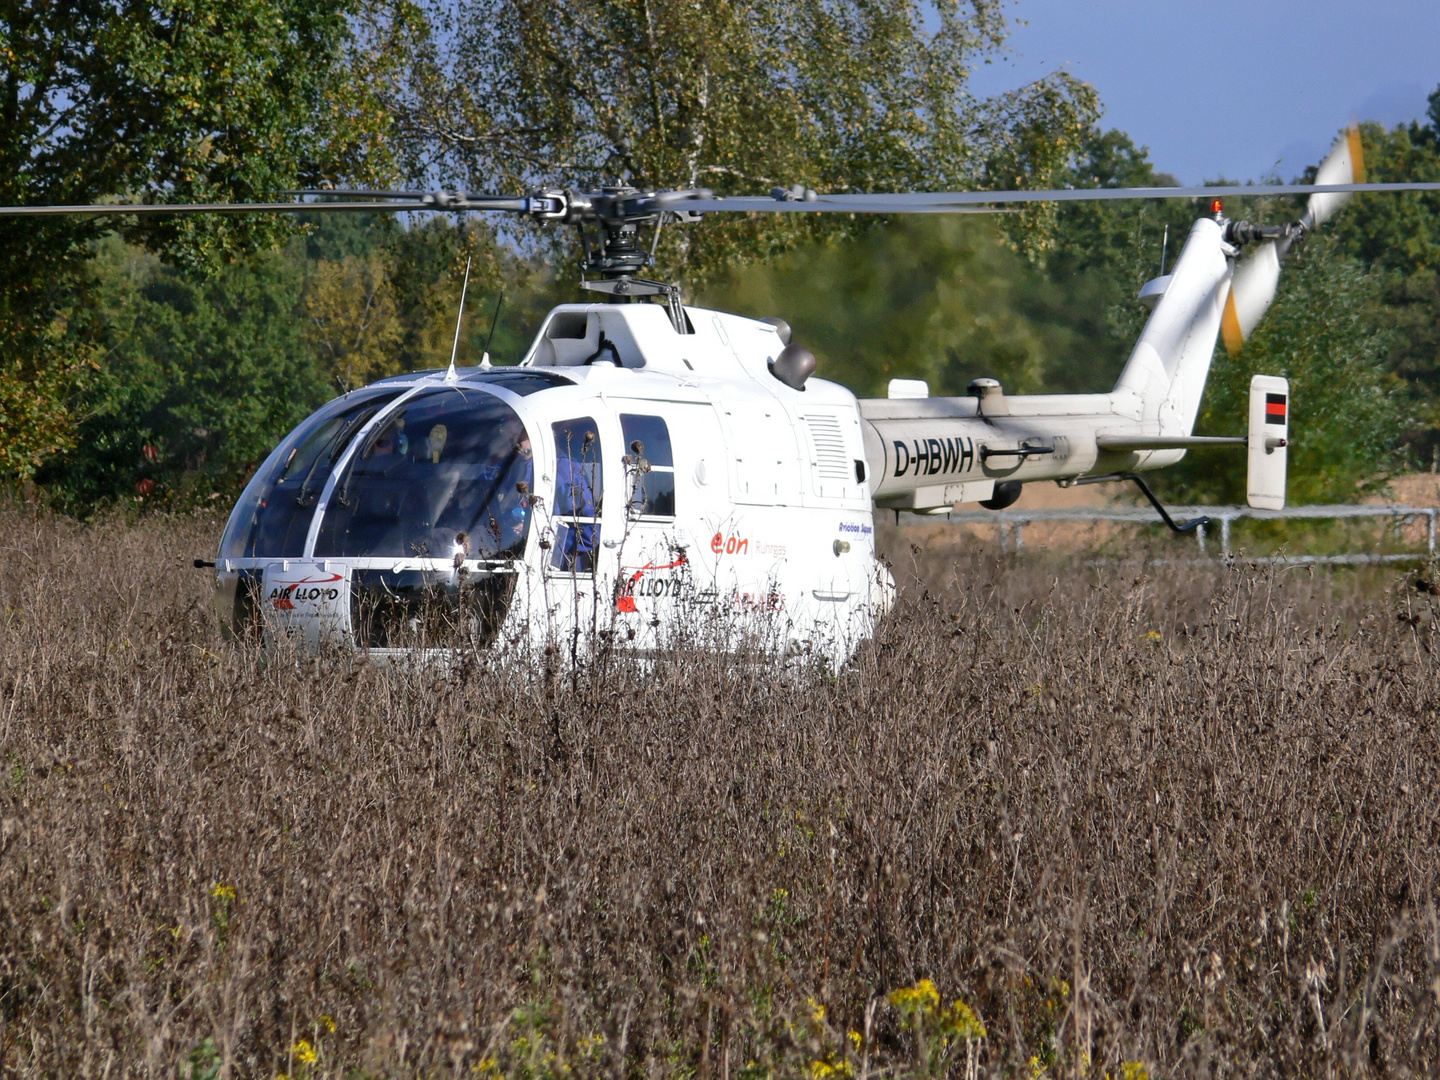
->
[259,560,350,649]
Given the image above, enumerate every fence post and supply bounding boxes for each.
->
[1430,509,1436,559]
[1014,521,1025,551]
[1196,521,1207,556]
[1221,515,1232,558]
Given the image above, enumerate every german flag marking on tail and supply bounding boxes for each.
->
[1265,393,1287,424]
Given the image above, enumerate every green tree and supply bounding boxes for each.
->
[696,129,1198,402]
[37,237,330,512]
[1040,127,1200,390]
[377,0,1099,285]
[699,216,1066,397]
[1324,90,1440,459]
[39,211,571,510]
[0,0,394,484]
[297,212,563,382]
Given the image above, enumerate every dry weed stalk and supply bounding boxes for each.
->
[0,508,1437,1077]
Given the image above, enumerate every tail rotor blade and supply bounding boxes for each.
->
[1302,123,1366,232]
[1222,239,1281,356]
[1224,124,1365,356]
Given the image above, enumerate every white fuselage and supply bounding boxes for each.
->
[213,301,890,664]
[212,215,1238,658]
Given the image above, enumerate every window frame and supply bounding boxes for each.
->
[619,413,676,522]
[547,416,606,575]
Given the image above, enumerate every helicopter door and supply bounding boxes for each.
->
[613,412,689,633]
[544,416,608,638]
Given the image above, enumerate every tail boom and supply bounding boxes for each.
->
[861,216,1238,511]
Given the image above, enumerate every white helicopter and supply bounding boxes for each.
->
[10,126,1438,662]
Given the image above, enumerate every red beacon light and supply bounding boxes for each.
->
[1210,197,1224,217]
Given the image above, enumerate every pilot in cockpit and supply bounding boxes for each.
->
[368,416,408,462]
[485,432,534,554]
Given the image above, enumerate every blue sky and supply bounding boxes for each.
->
[965,0,1440,184]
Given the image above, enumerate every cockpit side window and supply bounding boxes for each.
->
[313,388,534,560]
[219,389,403,560]
[620,413,675,519]
[549,417,604,574]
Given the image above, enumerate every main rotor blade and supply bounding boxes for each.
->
[0,196,531,217]
[5,178,1440,220]
[671,181,1440,213]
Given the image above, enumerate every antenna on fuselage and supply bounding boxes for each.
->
[480,291,503,369]
[445,255,473,382]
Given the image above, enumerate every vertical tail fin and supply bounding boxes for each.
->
[1113,217,1232,436]
[1247,375,1289,509]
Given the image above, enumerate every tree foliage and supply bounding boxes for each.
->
[699,216,1097,398]
[9,5,1437,510]
[1324,91,1440,459]
[377,0,1099,284]
[0,0,395,481]
[36,238,329,512]
[40,216,563,512]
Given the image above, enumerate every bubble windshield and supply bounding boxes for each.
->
[219,388,404,560]
[313,387,534,560]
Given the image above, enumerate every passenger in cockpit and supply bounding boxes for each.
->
[425,424,448,463]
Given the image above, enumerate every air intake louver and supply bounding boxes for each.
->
[804,414,851,480]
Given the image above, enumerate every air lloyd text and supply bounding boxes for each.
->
[270,586,341,604]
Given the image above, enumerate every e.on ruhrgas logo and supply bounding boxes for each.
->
[710,532,749,555]
[268,572,343,611]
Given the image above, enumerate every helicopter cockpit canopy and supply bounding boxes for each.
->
[219,387,404,560]
[219,386,534,562]
[315,388,532,560]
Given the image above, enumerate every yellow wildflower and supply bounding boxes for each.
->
[292,1039,317,1065]
[847,1030,863,1052]
[938,998,986,1041]
[319,1015,335,1033]
[888,978,940,1017]
[807,996,826,1024]
[1121,1064,1150,1080]
[210,882,236,902]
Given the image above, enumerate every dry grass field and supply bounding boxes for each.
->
[3,507,1440,1078]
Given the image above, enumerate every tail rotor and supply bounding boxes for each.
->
[1220,124,1366,356]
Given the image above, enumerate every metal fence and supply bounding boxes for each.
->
[909,503,1440,564]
